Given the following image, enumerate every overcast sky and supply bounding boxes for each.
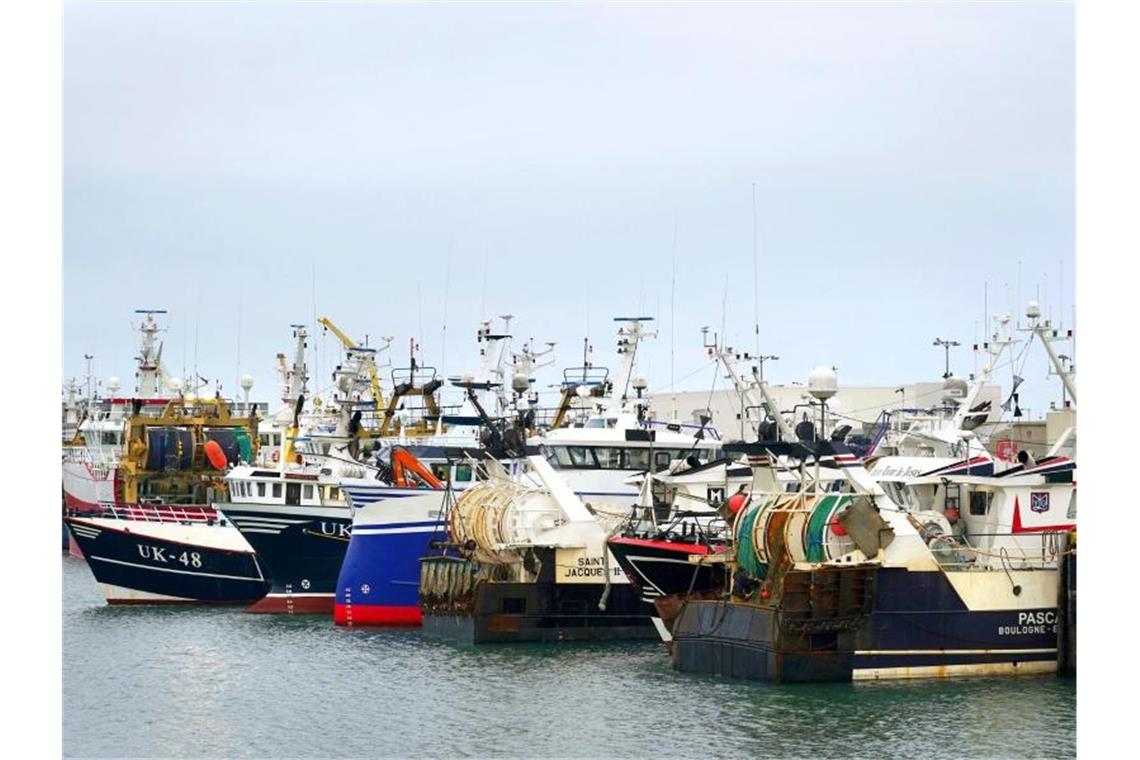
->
[63,1,1075,420]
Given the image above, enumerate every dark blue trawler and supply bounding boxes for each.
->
[668,440,1076,682]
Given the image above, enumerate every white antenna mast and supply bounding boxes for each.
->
[752,182,760,357]
[670,216,677,421]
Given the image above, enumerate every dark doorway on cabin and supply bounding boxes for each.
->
[286,482,301,506]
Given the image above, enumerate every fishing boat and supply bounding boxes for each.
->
[662,301,1078,681]
[63,311,269,605]
[667,438,1074,682]
[418,454,657,643]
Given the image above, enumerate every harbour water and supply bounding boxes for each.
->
[64,555,1075,758]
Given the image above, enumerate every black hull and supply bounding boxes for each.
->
[65,517,269,604]
[223,505,351,614]
[607,537,727,603]
[422,581,658,643]
[671,566,1061,683]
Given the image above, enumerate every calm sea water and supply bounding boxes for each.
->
[63,555,1075,759]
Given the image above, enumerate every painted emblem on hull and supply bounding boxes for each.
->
[361,584,371,594]
[301,579,311,590]
[1030,492,1050,513]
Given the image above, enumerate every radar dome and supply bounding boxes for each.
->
[512,373,530,393]
[106,376,121,394]
[240,374,255,392]
[166,377,182,393]
[632,375,648,391]
[807,366,838,401]
[336,373,352,392]
[1026,301,1041,320]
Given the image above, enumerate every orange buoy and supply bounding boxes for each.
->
[726,491,749,515]
[204,440,227,470]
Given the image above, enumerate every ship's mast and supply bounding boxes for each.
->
[132,310,168,399]
[610,317,656,409]
[1023,301,1076,406]
[704,327,795,442]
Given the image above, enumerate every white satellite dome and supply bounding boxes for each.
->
[807,366,838,401]
[240,374,255,392]
[106,376,121,394]
[1026,300,1041,320]
[512,373,530,393]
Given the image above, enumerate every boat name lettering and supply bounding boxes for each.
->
[997,610,1057,636]
[319,522,351,537]
[563,556,623,579]
[136,544,203,568]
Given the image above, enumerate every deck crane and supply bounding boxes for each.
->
[317,316,389,410]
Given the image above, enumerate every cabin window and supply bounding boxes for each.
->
[594,447,622,469]
[272,483,282,499]
[625,448,650,470]
[543,446,573,467]
[568,447,595,468]
[257,482,266,498]
[584,418,606,429]
[969,491,992,516]
[455,464,473,482]
[273,434,282,446]
[101,432,118,445]
[1066,491,1076,520]
[328,487,341,501]
[303,485,314,501]
[431,464,448,481]
[653,451,672,471]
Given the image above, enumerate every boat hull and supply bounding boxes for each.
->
[334,487,448,626]
[223,501,351,615]
[65,513,269,605]
[421,580,657,644]
[671,566,1061,682]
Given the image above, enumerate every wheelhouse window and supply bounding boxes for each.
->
[568,447,596,468]
[272,483,282,499]
[969,491,992,516]
[625,448,650,470]
[302,484,314,501]
[594,447,622,469]
[256,482,266,498]
[543,446,574,467]
[455,464,473,482]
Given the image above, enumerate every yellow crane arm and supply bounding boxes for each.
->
[319,316,386,412]
[318,317,357,349]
